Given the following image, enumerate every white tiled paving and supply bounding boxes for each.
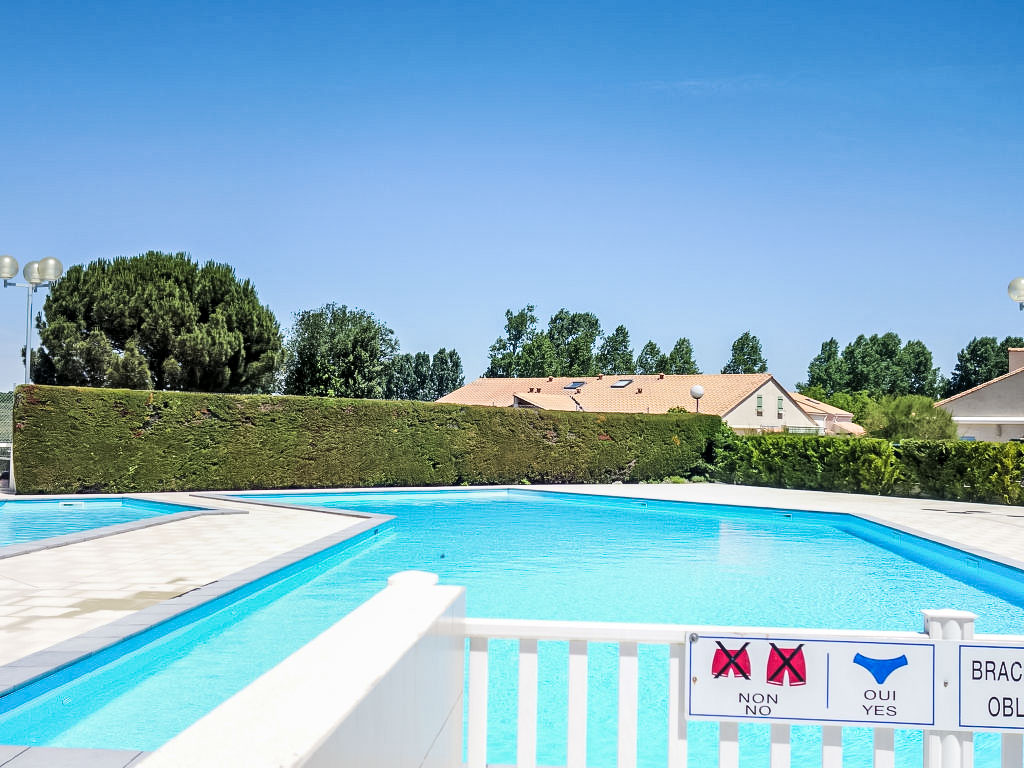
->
[0,497,360,667]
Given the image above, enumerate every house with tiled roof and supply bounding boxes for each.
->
[437,374,820,434]
[935,348,1024,442]
[788,392,866,436]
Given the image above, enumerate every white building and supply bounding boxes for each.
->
[935,348,1024,442]
[437,374,821,434]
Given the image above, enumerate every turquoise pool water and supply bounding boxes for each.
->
[0,489,1020,767]
[0,497,201,548]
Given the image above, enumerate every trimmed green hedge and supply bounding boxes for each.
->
[12,385,730,494]
[717,435,1024,505]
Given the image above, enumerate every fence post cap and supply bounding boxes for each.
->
[921,608,977,640]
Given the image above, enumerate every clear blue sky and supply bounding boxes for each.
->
[2,0,1023,391]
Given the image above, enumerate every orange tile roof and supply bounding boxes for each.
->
[833,421,867,436]
[788,391,854,418]
[934,366,1024,407]
[438,374,775,416]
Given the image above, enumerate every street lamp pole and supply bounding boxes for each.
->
[690,384,705,413]
[1,256,64,384]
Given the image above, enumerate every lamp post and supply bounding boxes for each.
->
[1010,278,1024,311]
[690,384,704,413]
[1,256,64,384]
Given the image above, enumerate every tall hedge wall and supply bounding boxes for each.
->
[717,434,1024,506]
[12,385,729,494]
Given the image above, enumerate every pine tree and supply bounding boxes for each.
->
[34,251,282,392]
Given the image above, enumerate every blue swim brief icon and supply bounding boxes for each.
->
[853,653,909,684]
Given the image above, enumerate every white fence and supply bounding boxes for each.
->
[464,610,1024,768]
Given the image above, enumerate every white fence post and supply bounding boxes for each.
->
[923,609,977,768]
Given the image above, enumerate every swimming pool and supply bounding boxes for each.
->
[0,497,202,549]
[0,489,1020,766]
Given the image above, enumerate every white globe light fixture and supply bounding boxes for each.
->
[22,261,41,285]
[1010,277,1024,311]
[1,254,68,386]
[0,255,17,281]
[36,257,63,283]
[690,384,705,413]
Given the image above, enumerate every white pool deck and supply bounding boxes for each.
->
[0,482,1022,671]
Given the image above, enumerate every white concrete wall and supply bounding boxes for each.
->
[951,421,1024,442]
[939,370,1024,442]
[724,380,818,432]
[142,571,465,768]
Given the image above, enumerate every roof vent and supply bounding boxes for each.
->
[636,387,643,394]
[575,388,582,394]
[536,387,541,393]
[547,376,554,382]
[597,374,603,380]
[658,373,665,379]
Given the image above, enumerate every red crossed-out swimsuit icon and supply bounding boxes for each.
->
[711,642,751,679]
[766,643,806,686]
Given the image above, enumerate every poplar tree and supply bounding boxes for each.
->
[721,332,768,374]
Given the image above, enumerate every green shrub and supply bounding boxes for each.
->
[894,440,1024,505]
[716,435,901,495]
[13,385,727,494]
[718,434,1023,505]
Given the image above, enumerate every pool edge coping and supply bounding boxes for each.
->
[0,508,393,701]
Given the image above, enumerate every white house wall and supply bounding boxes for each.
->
[723,381,818,432]
[938,372,1024,442]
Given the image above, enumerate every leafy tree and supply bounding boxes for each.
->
[428,347,465,398]
[862,395,957,440]
[897,339,941,398]
[520,334,559,377]
[596,325,635,375]
[485,306,539,377]
[283,303,397,398]
[33,251,282,392]
[721,332,768,374]
[840,333,907,398]
[546,309,602,376]
[800,338,846,395]
[384,353,417,400]
[665,337,700,374]
[635,341,666,374]
[946,336,1024,396]
[386,348,464,400]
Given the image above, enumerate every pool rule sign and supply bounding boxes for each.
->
[688,634,935,727]
[959,643,1024,729]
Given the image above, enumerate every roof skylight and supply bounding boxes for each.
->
[564,381,586,389]
[611,379,633,388]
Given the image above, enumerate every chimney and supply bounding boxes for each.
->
[1011,348,1024,374]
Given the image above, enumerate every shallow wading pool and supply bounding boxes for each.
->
[0,489,1020,766]
[0,497,203,549]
